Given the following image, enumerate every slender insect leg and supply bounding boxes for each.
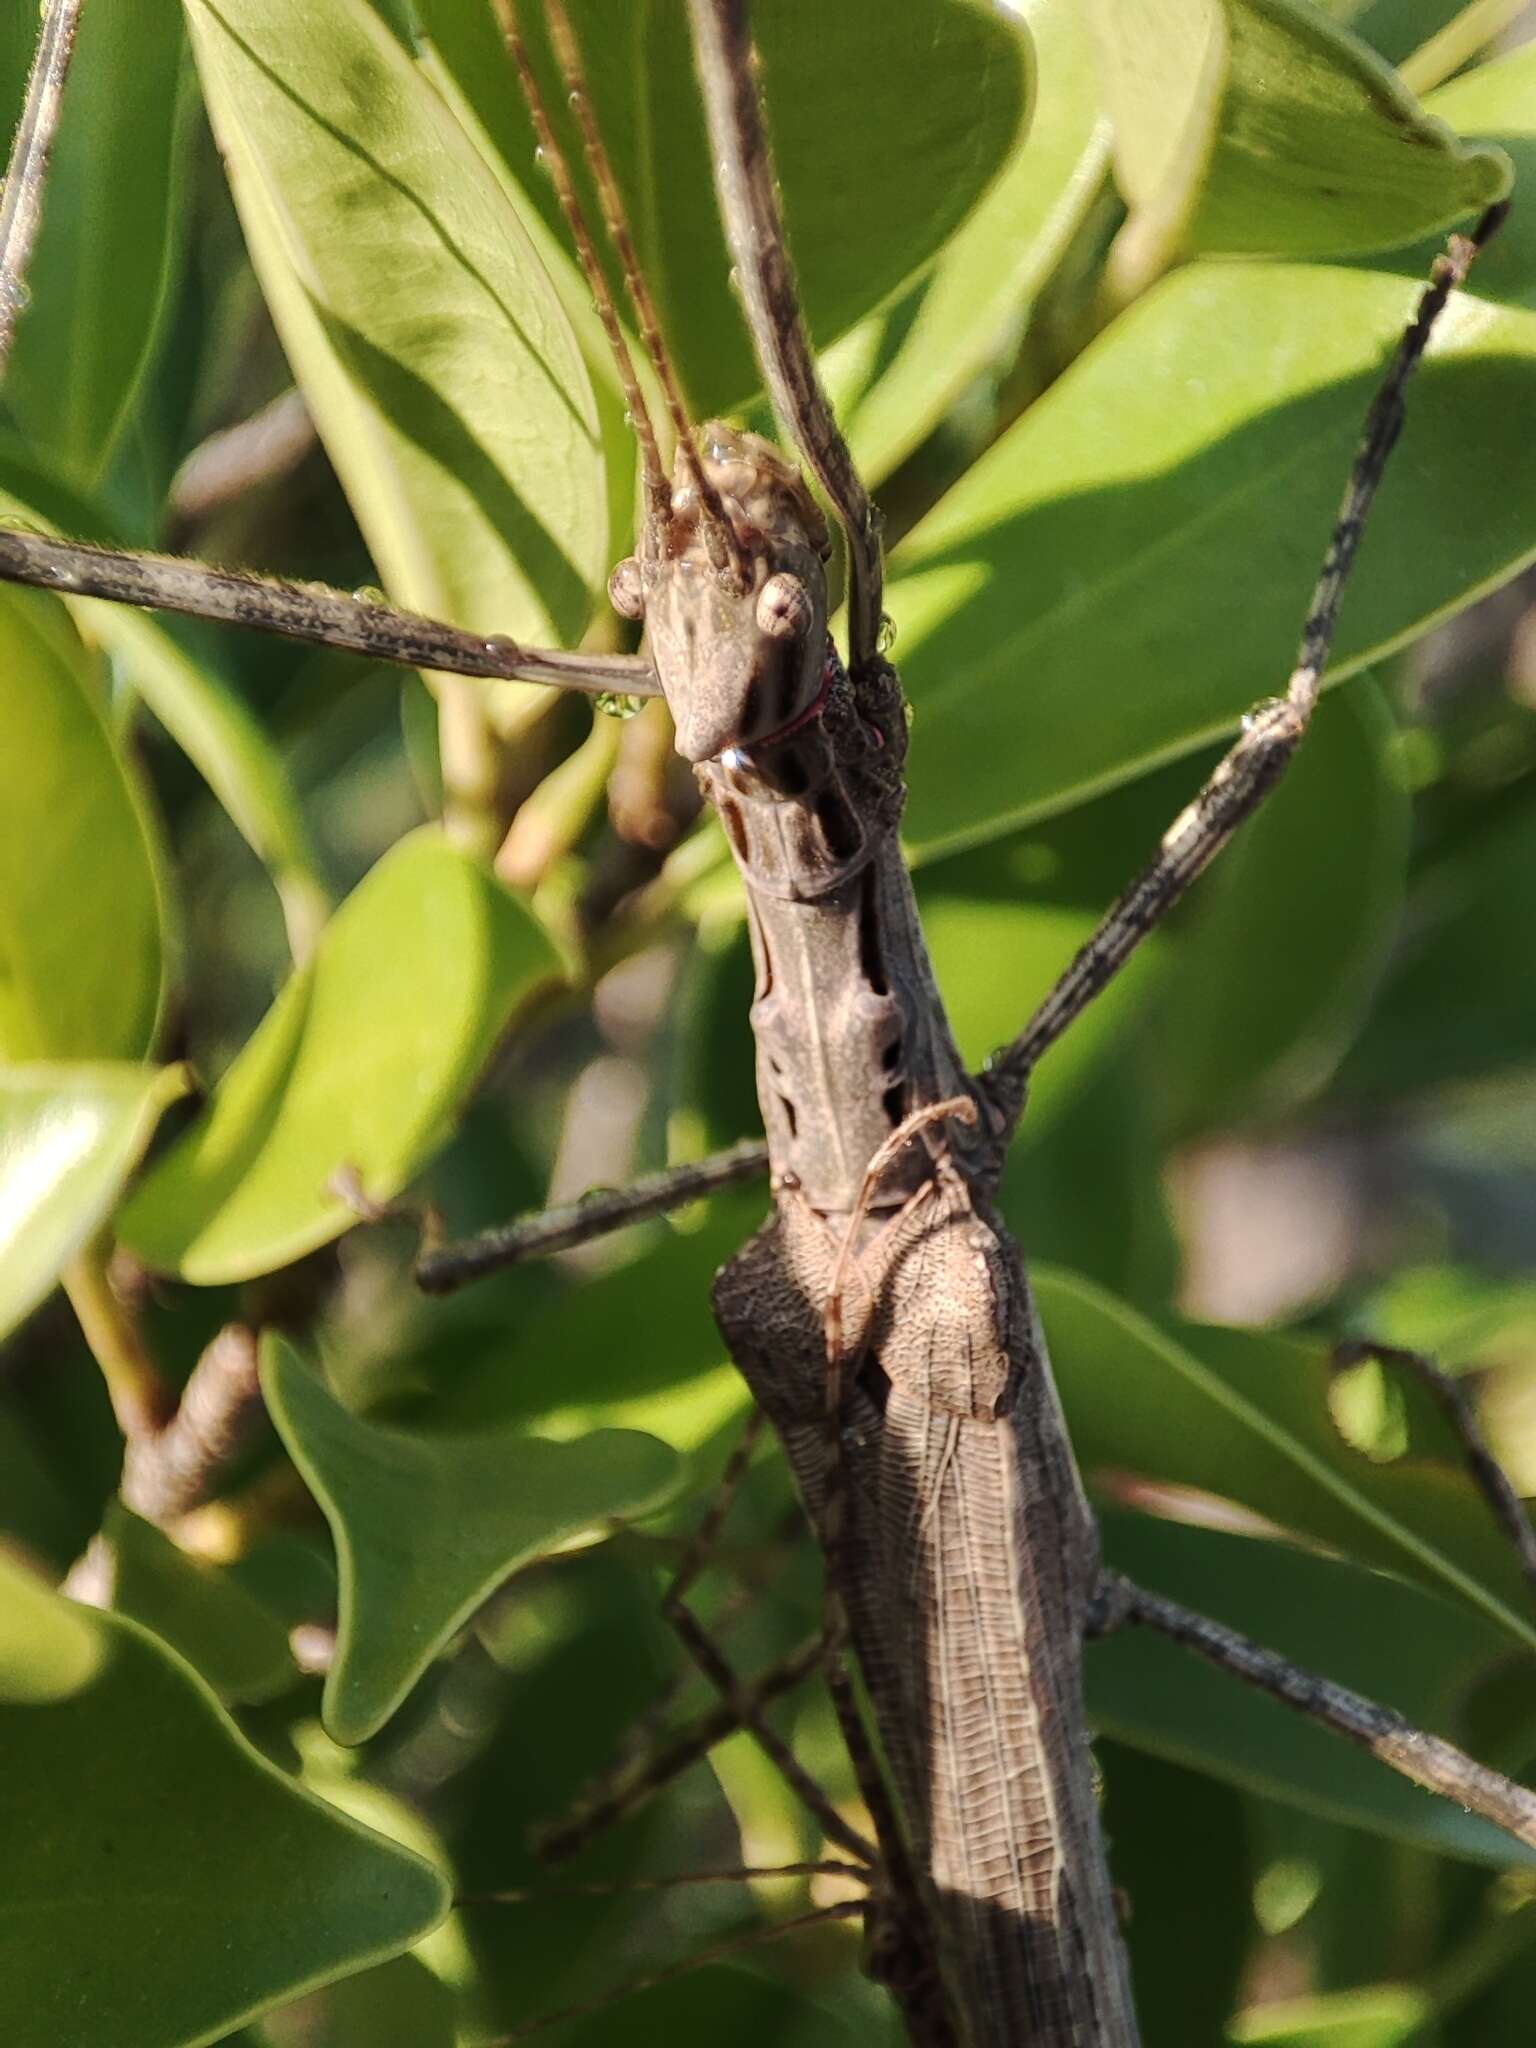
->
[1333,1339,1536,1599]
[536,1410,875,1866]
[415,1138,770,1294]
[476,1900,867,2046]
[0,0,84,372]
[1093,1570,1536,1851]
[986,204,1508,1132]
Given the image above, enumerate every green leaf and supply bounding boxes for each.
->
[0,459,328,957]
[823,0,1110,485]
[892,37,1536,857]
[1228,1984,1429,2046]
[1038,1265,1536,1648]
[0,1550,447,2048]
[263,1334,681,1743]
[100,1502,296,1703]
[185,0,605,667]
[1088,0,1508,269]
[0,1062,189,1343]
[1091,1513,1536,1866]
[119,828,560,1283]
[1153,677,1409,1132]
[408,0,1032,418]
[0,590,168,1060]
[4,1,191,487]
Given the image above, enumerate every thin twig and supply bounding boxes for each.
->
[0,0,84,374]
[119,1323,268,1524]
[0,527,660,695]
[415,1138,769,1293]
[168,388,317,532]
[1102,1571,1536,1850]
[989,202,1508,1124]
[475,1900,865,2043]
[1333,1339,1536,1601]
[461,1857,867,1904]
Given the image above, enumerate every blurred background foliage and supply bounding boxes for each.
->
[4,1,1536,2042]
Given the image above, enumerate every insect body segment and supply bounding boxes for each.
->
[617,422,832,765]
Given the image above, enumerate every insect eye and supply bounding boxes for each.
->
[756,572,813,642]
[608,556,645,620]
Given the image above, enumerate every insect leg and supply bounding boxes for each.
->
[986,205,1508,1134]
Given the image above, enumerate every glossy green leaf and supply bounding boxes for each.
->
[4,2,190,487]
[101,1502,295,1703]
[408,0,1031,418]
[890,45,1536,858]
[824,0,1109,484]
[1091,1513,1536,1865]
[1088,0,1508,267]
[0,459,328,957]
[1038,1265,1536,1647]
[263,1335,681,1743]
[0,1062,189,1343]
[1153,678,1409,1132]
[119,829,560,1283]
[1228,1985,1429,2046]
[0,1551,448,2047]
[186,0,605,662]
[0,590,168,1060]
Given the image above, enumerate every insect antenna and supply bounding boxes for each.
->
[529,0,750,590]
[491,0,670,541]
[0,0,84,373]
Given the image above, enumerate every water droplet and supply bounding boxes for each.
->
[877,612,897,654]
[726,264,743,299]
[596,690,644,721]
[350,583,387,606]
[45,564,79,590]
[533,143,552,179]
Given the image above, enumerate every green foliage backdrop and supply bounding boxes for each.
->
[4,1,1536,2042]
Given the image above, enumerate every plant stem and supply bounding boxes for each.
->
[63,1240,173,1442]
[1399,0,1529,95]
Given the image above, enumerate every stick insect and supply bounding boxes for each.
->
[6,2,1536,2043]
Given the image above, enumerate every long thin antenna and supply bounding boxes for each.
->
[0,0,85,375]
[491,0,670,539]
[539,0,750,589]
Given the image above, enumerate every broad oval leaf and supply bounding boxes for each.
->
[891,42,1536,858]
[0,590,168,1060]
[185,0,606,660]
[0,1062,189,1344]
[1090,1513,1536,1867]
[1089,0,1509,269]
[119,829,561,1283]
[825,0,1112,486]
[410,0,1032,418]
[4,1,191,487]
[1038,1264,1536,1648]
[0,1551,448,2048]
[263,1335,681,1743]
